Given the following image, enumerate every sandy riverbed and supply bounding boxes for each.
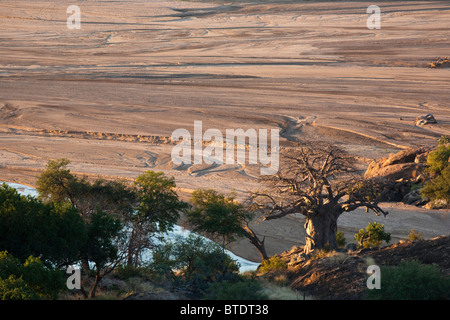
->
[1,0,449,262]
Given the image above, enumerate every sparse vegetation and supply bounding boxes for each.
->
[365,260,450,300]
[185,188,268,260]
[336,230,347,248]
[420,136,450,208]
[354,222,391,248]
[258,256,287,274]
[248,141,389,255]
[0,251,65,300]
[203,278,268,300]
[1,151,449,300]
[408,229,423,241]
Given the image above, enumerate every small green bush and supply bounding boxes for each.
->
[258,256,287,274]
[365,260,450,300]
[203,279,268,300]
[421,166,450,207]
[354,222,391,248]
[0,251,65,300]
[419,136,450,208]
[149,234,239,294]
[114,264,145,280]
[408,229,423,241]
[336,230,347,248]
[0,275,40,300]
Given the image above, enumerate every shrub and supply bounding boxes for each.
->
[114,264,145,280]
[408,229,423,241]
[354,222,391,248]
[258,256,287,274]
[203,279,268,300]
[419,137,450,208]
[421,166,450,207]
[0,184,86,266]
[149,234,239,294]
[365,260,450,300]
[424,143,450,176]
[336,230,347,248]
[0,251,65,300]
[0,275,40,300]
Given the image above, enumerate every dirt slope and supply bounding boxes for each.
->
[284,235,450,300]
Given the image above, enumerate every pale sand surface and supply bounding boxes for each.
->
[1,0,449,261]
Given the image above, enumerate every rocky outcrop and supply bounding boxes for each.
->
[364,146,435,203]
[364,146,432,181]
[416,113,437,126]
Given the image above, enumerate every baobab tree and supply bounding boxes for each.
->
[248,141,388,255]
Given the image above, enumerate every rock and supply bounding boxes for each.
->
[345,243,357,252]
[366,162,423,181]
[416,113,437,126]
[364,147,436,202]
[414,153,428,164]
[402,189,423,205]
[365,147,432,181]
[381,146,431,167]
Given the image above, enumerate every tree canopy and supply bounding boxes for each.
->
[248,141,388,254]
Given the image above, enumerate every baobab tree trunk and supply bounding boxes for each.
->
[303,206,341,255]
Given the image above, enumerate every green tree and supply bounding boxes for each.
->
[126,171,188,266]
[149,234,239,295]
[425,138,450,176]
[420,166,450,206]
[35,160,192,298]
[82,210,123,299]
[336,230,347,248]
[248,141,389,255]
[419,137,450,208]
[0,184,86,267]
[187,189,268,260]
[36,159,135,270]
[37,159,137,221]
[203,279,268,300]
[354,222,391,248]
[0,251,65,300]
[0,275,39,300]
[36,158,78,205]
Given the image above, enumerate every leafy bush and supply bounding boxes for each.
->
[203,279,268,300]
[258,256,287,274]
[421,166,450,207]
[408,229,423,241]
[336,230,347,248]
[0,251,65,300]
[0,275,40,300]
[438,135,450,146]
[424,143,450,176]
[0,184,86,266]
[365,260,450,300]
[149,234,239,294]
[420,138,450,208]
[354,222,391,248]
